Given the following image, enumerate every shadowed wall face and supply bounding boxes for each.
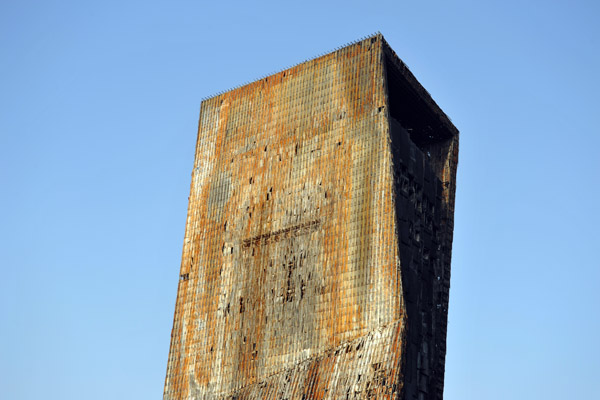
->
[164,35,458,400]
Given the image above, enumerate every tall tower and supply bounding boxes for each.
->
[164,34,458,400]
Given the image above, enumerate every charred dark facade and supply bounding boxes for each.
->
[164,34,459,400]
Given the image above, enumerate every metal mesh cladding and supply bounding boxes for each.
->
[164,34,458,400]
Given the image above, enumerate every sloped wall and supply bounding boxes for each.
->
[164,36,407,399]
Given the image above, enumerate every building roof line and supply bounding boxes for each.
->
[200,32,382,103]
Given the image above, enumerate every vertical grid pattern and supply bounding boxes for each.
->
[164,34,458,400]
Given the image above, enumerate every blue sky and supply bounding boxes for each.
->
[1,0,599,399]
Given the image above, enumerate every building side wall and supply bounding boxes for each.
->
[388,121,448,400]
[382,41,459,399]
[164,36,407,399]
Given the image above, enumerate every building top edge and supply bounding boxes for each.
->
[199,32,458,136]
[199,32,382,103]
[380,37,459,136]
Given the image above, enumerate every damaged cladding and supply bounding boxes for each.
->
[164,33,459,400]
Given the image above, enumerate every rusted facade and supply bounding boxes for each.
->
[164,34,459,400]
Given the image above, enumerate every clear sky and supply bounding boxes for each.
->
[1,0,599,399]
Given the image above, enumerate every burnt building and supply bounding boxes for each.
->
[164,34,459,400]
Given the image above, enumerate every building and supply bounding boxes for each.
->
[164,34,459,400]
